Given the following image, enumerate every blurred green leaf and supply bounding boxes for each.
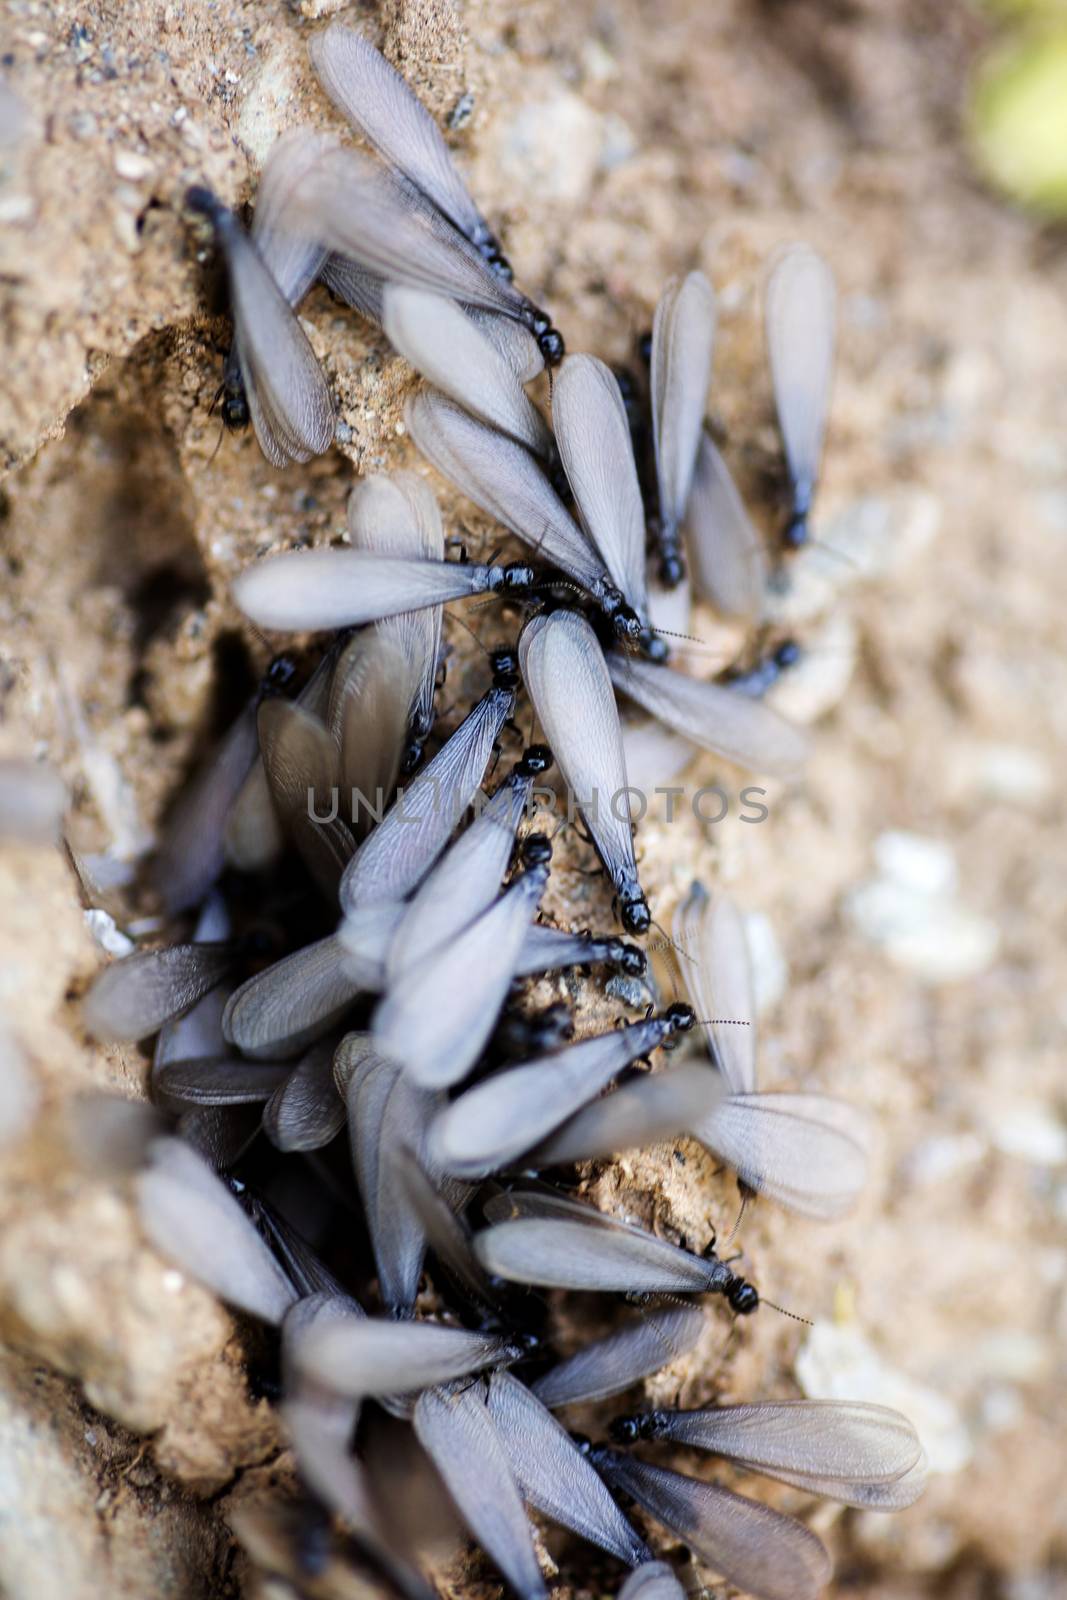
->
[970,26,1067,212]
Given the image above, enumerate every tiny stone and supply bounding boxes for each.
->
[874,831,957,896]
[986,1102,1067,1167]
[113,149,154,181]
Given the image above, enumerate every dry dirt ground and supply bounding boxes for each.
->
[1,0,1066,1596]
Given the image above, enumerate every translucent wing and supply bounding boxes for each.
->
[765,245,836,511]
[673,883,757,1093]
[693,1091,872,1220]
[521,611,644,921]
[339,902,404,991]
[468,310,544,383]
[530,1307,704,1409]
[136,1136,297,1324]
[413,1383,547,1600]
[592,1452,832,1600]
[486,1371,650,1564]
[321,252,384,322]
[340,686,513,910]
[225,758,284,874]
[619,1564,688,1600]
[391,1147,498,1319]
[291,1315,512,1397]
[233,547,489,634]
[407,390,611,600]
[262,1039,345,1152]
[607,654,809,779]
[328,629,417,839]
[288,147,530,325]
[83,943,233,1043]
[345,1039,440,1314]
[474,1216,726,1295]
[308,24,488,246]
[258,698,353,900]
[620,716,694,793]
[222,934,359,1060]
[630,1400,926,1510]
[387,768,533,980]
[375,861,549,1089]
[346,469,444,741]
[684,432,767,622]
[252,128,336,303]
[529,1061,724,1167]
[384,287,551,458]
[553,353,648,618]
[153,1056,289,1109]
[152,700,259,916]
[651,273,716,538]
[427,1014,682,1177]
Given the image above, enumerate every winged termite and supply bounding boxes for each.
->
[610,1399,927,1512]
[152,656,297,916]
[407,390,645,641]
[186,181,334,466]
[343,1036,441,1313]
[512,924,646,980]
[285,143,564,364]
[233,545,537,636]
[486,1370,651,1564]
[385,749,550,982]
[291,1314,521,1400]
[374,836,551,1089]
[650,272,716,587]
[340,901,647,996]
[339,680,514,912]
[412,1382,548,1600]
[390,1146,500,1322]
[607,652,810,779]
[136,1136,298,1324]
[83,942,234,1043]
[685,431,768,622]
[672,883,871,1218]
[552,353,651,630]
[520,609,650,933]
[591,1450,833,1600]
[529,1306,704,1409]
[765,245,837,549]
[383,287,552,459]
[426,1006,696,1178]
[307,24,511,277]
[475,1189,759,1311]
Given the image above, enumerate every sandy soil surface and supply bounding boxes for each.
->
[1,0,1065,1596]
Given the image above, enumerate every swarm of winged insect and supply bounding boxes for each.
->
[54,24,932,1600]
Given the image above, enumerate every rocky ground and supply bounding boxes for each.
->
[1,0,1065,1596]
